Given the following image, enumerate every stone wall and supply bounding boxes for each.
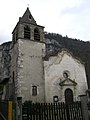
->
[44,49,88,102]
[11,39,45,103]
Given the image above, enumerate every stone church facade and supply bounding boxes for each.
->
[44,49,87,103]
[0,7,88,103]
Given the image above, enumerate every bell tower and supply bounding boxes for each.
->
[11,7,45,103]
[12,7,44,44]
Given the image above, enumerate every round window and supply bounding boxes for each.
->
[63,71,70,78]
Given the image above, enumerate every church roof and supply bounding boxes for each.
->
[12,7,44,34]
[19,7,37,25]
[45,47,85,65]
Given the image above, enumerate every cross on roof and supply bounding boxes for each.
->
[27,4,29,8]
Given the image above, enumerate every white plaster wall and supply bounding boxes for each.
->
[16,39,45,103]
[44,50,88,103]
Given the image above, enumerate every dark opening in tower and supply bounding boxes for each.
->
[24,25,30,39]
[34,28,40,41]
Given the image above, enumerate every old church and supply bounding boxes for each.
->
[0,7,88,104]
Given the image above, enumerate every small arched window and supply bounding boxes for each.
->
[32,86,37,96]
[13,71,15,83]
[29,14,32,19]
[34,28,40,41]
[24,25,30,39]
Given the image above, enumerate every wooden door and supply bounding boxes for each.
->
[65,88,73,104]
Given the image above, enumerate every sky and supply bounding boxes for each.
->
[0,0,90,44]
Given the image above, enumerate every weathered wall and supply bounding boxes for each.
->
[44,50,88,102]
[10,42,18,101]
[12,39,45,103]
[17,23,44,42]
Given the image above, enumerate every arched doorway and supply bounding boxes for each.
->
[65,88,73,104]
